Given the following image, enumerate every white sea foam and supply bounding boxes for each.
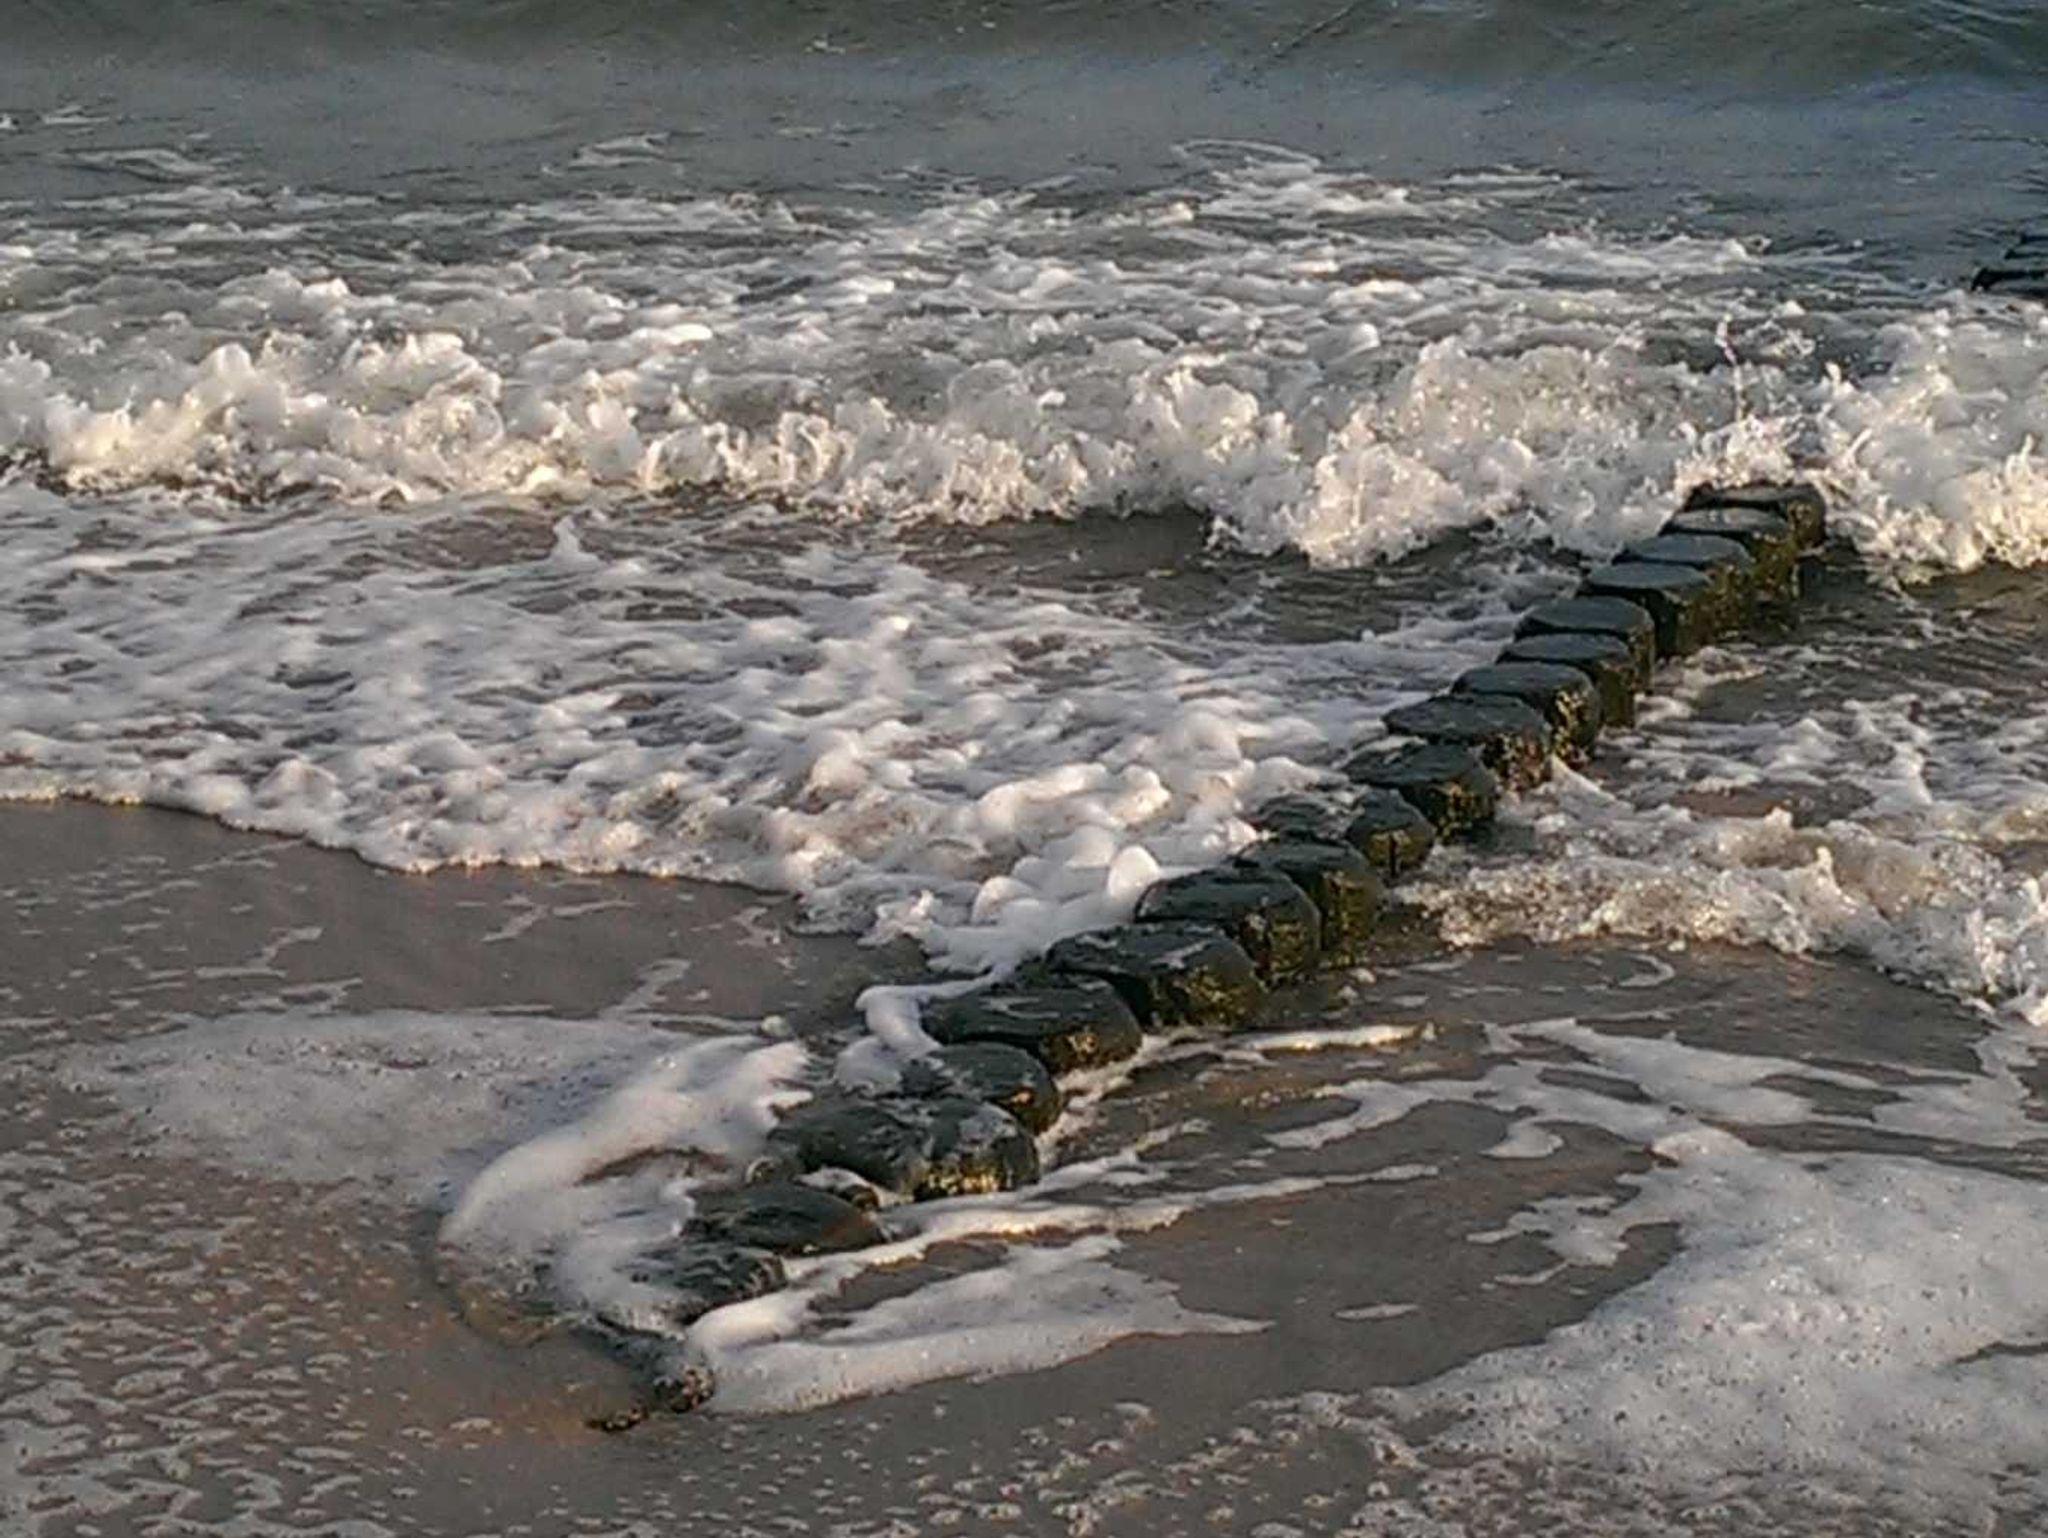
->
[65,995,1281,1395]
[443,1034,810,1257]
[1415,692,2048,1025]
[0,481,1413,973]
[16,158,2048,1490]
[0,167,1898,556]
[1411,1137,2048,1511]
[59,960,2048,1511]
[1819,304,2048,571]
[66,1008,756,1205]
[1,165,2039,572]
[1264,1016,2048,1519]
[2,164,2044,973]
[421,1005,1324,1395]
[67,1004,829,1342]
[695,1235,1263,1414]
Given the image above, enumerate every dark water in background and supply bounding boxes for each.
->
[4,0,2046,273]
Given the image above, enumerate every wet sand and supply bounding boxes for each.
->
[3,799,2030,1537]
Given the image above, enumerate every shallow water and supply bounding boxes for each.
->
[7,4,2048,1531]
[12,802,2048,1535]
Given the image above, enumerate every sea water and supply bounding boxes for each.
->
[7,2,2048,1531]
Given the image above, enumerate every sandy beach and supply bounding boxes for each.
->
[8,797,2033,1536]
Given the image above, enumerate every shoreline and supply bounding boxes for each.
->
[6,796,2029,1535]
[2,795,927,1043]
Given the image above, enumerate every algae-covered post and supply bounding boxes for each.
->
[901,1043,1065,1133]
[1133,867,1326,985]
[1516,595,1658,687]
[1345,742,1501,838]
[1231,839,1384,961]
[1252,790,1439,881]
[1661,505,1801,612]
[921,976,1145,1073]
[768,1093,1042,1199]
[1453,661,1604,762]
[1618,532,1760,624]
[1579,560,1731,657]
[1381,694,1554,791]
[1043,922,1268,1034]
[1496,632,1641,727]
